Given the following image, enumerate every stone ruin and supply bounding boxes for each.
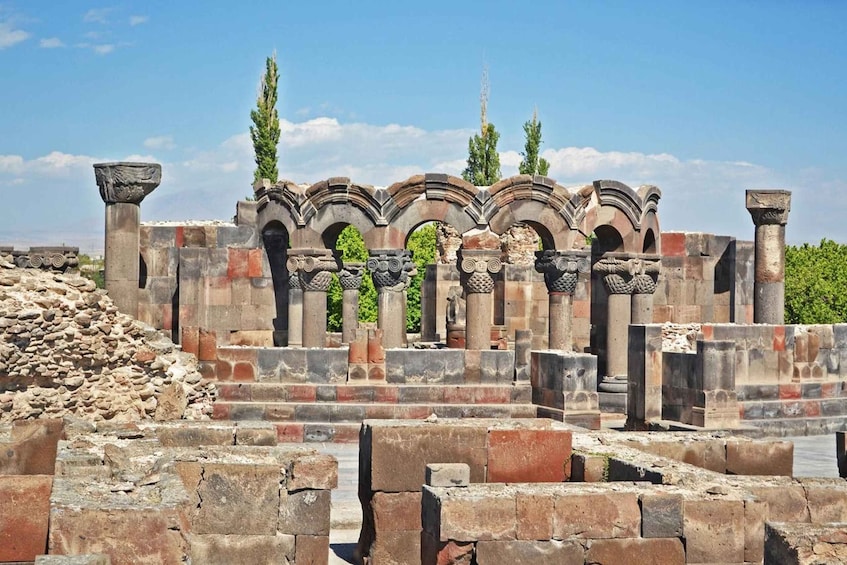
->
[2,160,847,563]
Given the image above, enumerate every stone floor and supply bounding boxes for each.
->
[312,432,841,564]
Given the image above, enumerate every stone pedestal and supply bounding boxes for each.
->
[94,162,161,319]
[287,273,303,347]
[746,190,792,324]
[458,236,502,350]
[287,249,339,348]
[594,253,636,403]
[535,250,589,351]
[368,250,414,349]
[692,339,739,428]
[338,263,365,344]
[631,255,661,324]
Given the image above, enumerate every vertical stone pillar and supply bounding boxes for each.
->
[367,250,414,349]
[535,250,590,351]
[287,273,303,347]
[458,229,502,351]
[338,262,365,344]
[286,249,339,348]
[746,190,792,324]
[631,255,661,324]
[594,253,636,392]
[94,162,162,319]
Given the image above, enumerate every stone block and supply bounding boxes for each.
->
[726,439,793,476]
[35,555,112,564]
[585,538,684,565]
[368,424,487,492]
[552,492,640,539]
[420,532,473,565]
[801,478,847,523]
[257,348,307,382]
[279,489,330,536]
[516,493,553,540]
[287,454,338,491]
[0,475,52,562]
[294,534,329,565]
[569,453,607,482]
[437,489,517,542]
[426,463,470,488]
[373,491,422,533]
[235,424,277,446]
[744,498,768,563]
[475,540,583,565]
[155,425,234,447]
[6,418,65,475]
[479,350,516,383]
[486,429,571,483]
[640,493,683,538]
[370,530,422,565]
[683,499,745,563]
[188,534,295,565]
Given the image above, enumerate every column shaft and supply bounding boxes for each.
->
[606,292,632,379]
[287,276,303,347]
[302,290,327,348]
[104,202,141,318]
[342,288,359,344]
[548,293,572,351]
[466,292,492,350]
[753,223,786,324]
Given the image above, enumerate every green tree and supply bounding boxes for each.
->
[327,226,377,332]
[518,109,550,176]
[250,53,280,184]
[406,223,438,332]
[785,239,847,324]
[462,67,501,186]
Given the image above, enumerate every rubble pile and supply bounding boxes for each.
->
[661,322,702,352]
[0,262,215,423]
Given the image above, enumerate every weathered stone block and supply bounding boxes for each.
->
[0,475,52,562]
[486,429,571,483]
[640,493,683,538]
[155,424,234,447]
[683,499,745,563]
[287,454,338,491]
[188,534,295,565]
[475,540,583,565]
[370,530,421,565]
[726,439,793,476]
[294,534,329,565]
[516,493,553,541]
[279,489,330,536]
[437,489,517,542]
[373,491,422,533]
[426,463,470,488]
[569,453,607,482]
[552,492,640,539]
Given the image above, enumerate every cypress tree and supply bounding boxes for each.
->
[519,109,550,176]
[462,67,501,186]
[250,53,280,183]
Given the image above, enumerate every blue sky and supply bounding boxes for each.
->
[1,1,846,252]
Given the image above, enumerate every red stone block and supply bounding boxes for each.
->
[368,364,386,381]
[474,386,511,404]
[421,532,474,565]
[373,492,422,532]
[232,362,255,382]
[398,405,433,419]
[247,249,264,278]
[295,534,329,565]
[162,304,173,331]
[198,329,217,361]
[276,423,305,443]
[805,400,822,417]
[287,384,317,402]
[211,404,230,420]
[822,382,839,398]
[368,329,385,363]
[701,324,713,340]
[181,326,199,356]
[9,419,65,475]
[365,405,396,419]
[552,492,640,539]
[215,360,233,380]
[443,386,475,404]
[662,232,686,257]
[774,325,786,351]
[374,385,398,403]
[516,493,553,540]
[336,385,372,403]
[175,226,185,248]
[779,383,802,400]
[227,248,249,279]
[0,475,52,562]
[487,429,572,483]
[217,384,251,401]
[586,538,684,565]
[333,425,361,443]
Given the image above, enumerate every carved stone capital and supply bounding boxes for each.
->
[338,262,365,291]
[534,250,590,294]
[458,249,502,294]
[94,162,162,204]
[288,273,302,291]
[631,255,661,295]
[286,249,340,292]
[746,190,792,226]
[367,250,414,292]
[594,253,635,295]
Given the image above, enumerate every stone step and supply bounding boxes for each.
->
[739,397,847,420]
[737,381,847,402]
[212,401,538,423]
[216,382,532,405]
[741,415,847,437]
[536,406,602,430]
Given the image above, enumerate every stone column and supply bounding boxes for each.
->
[367,250,414,349]
[286,249,339,348]
[535,250,590,351]
[338,262,365,344]
[94,162,162,319]
[595,253,636,390]
[631,255,661,325]
[746,190,792,324]
[287,273,303,347]
[458,229,502,351]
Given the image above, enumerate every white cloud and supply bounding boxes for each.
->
[143,136,175,150]
[93,44,114,55]
[83,8,112,24]
[129,15,148,26]
[0,21,29,48]
[39,37,65,48]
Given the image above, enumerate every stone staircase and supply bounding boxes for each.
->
[738,381,847,436]
[213,382,536,442]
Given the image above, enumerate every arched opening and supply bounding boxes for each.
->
[325,224,377,335]
[261,222,290,346]
[589,224,625,376]
[643,229,657,254]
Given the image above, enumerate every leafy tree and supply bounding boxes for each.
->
[250,53,280,184]
[406,223,438,332]
[785,239,847,323]
[462,67,501,186]
[327,226,377,332]
[518,109,550,176]
[78,254,105,289]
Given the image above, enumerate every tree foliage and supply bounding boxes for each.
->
[327,226,377,332]
[406,223,438,332]
[785,239,847,323]
[250,53,280,184]
[462,66,501,186]
[518,110,550,176]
